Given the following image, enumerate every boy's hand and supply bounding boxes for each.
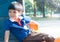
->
[24,25,29,30]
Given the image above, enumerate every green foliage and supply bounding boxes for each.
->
[25,0,34,13]
[25,0,59,17]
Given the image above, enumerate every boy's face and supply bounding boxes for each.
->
[9,9,23,18]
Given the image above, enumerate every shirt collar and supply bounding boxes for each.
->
[9,18,15,22]
[9,16,23,22]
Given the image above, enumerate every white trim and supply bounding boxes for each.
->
[9,18,15,22]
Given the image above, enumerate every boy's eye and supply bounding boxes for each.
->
[17,10,21,12]
[13,11,16,13]
[16,9,23,12]
[9,10,16,13]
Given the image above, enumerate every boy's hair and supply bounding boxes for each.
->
[8,1,23,11]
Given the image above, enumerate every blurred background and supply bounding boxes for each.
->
[0,0,60,42]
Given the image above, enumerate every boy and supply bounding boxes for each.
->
[4,1,32,42]
[4,1,54,42]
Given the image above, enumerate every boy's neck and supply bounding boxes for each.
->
[10,17,19,20]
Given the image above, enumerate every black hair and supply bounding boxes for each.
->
[8,1,23,11]
[8,3,16,10]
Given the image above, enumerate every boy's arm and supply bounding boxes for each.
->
[4,30,10,42]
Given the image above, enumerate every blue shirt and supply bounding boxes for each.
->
[4,16,31,41]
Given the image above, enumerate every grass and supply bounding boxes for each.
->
[30,17,60,21]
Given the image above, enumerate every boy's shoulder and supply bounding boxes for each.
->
[5,19,11,24]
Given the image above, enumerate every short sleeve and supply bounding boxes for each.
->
[4,20,10,31]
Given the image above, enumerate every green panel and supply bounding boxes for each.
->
[0,17,7,40]
[0,0,15,17]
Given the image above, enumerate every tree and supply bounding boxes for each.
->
[33,0,37,16]
[36,0,57,18]
[46,0,56,15]
[36,0,45,17]
[25,0,33,13]
[29,0,37,17]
